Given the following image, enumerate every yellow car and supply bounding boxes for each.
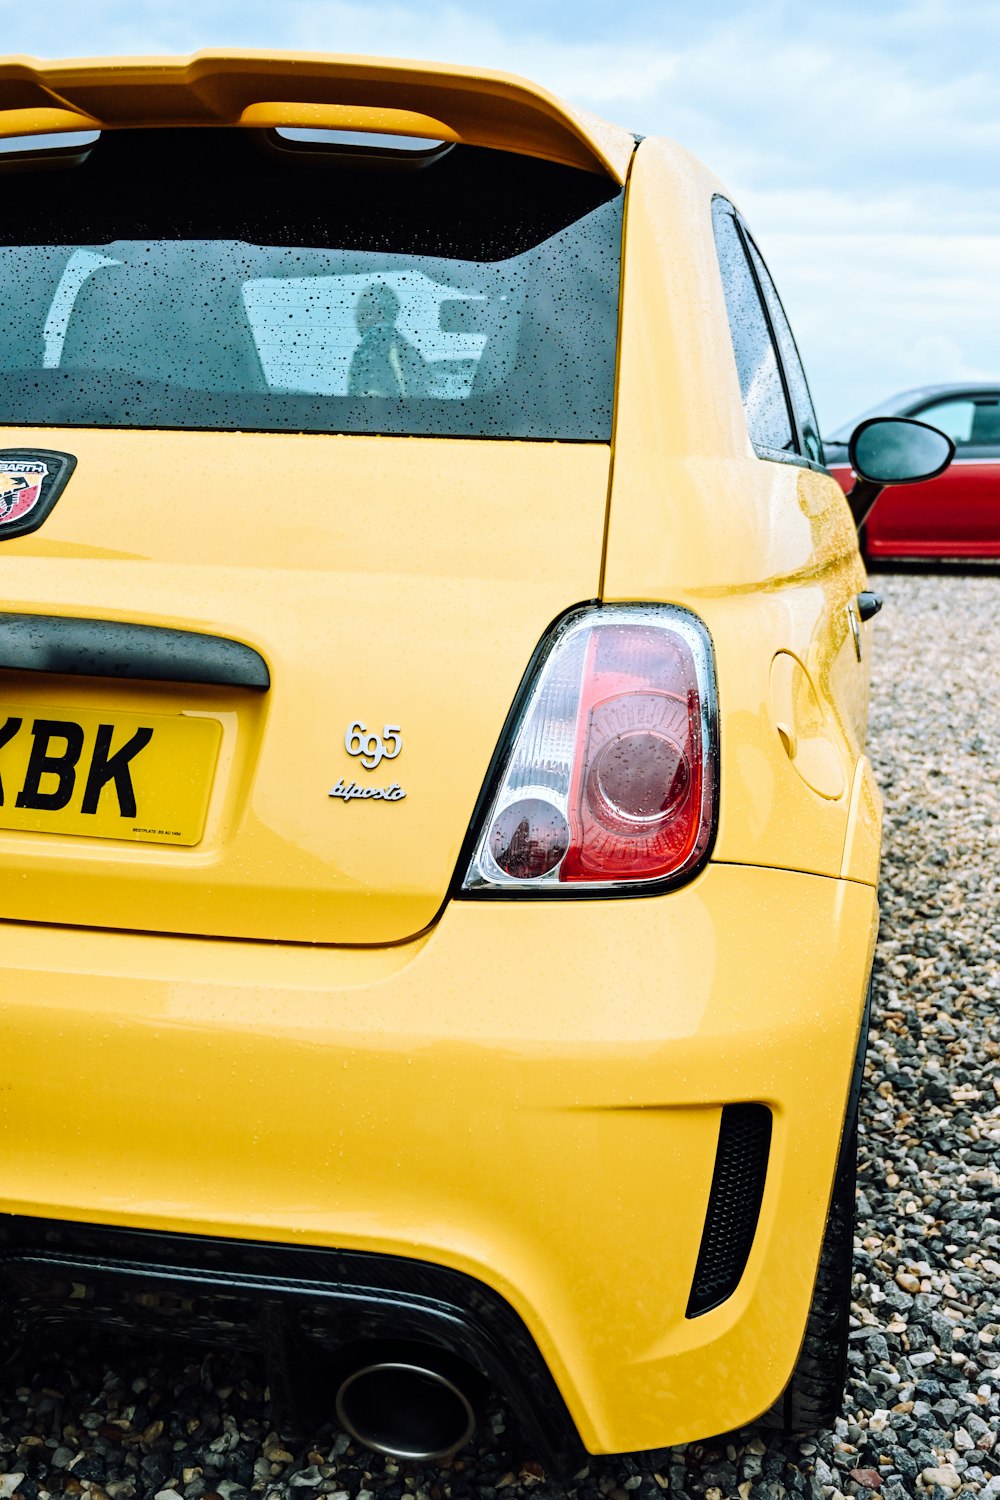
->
[0,52,954,1467]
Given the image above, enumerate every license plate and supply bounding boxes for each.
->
[0,702,221,846]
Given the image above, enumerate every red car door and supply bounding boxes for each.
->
[830,392,1000,558]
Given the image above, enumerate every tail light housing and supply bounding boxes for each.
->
[461,604,718,895]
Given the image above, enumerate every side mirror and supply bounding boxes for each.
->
[845,416,955,529]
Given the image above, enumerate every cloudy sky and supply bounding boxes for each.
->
[3,0,997,429]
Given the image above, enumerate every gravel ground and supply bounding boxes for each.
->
[1,570,998,1500]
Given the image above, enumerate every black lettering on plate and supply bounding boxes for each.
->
[81,724,153,818]
[16,718,85,811]
[0,715,23,804]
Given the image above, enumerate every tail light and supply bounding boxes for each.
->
[461,604,717,895]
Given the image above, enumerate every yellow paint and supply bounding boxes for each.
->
[0,866,877,1453]
[237,101,460,142]
[0,84,883,1456]
[0,51,635,179]
[0,432,610,943]
[841,754,882,886]
[603,137,870,877]
[0,104,98,134]
[0,699,220,844]
[769,652,846,800]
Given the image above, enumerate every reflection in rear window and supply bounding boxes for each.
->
[0,130,623,440]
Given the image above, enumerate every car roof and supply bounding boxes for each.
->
[829,382,1000,441]
[0,50,635,183]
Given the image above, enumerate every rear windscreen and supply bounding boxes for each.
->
[0,129,623,440]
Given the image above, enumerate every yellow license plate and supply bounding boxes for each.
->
[0,702,221,846]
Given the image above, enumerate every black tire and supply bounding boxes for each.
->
[760,1115,856,1433]
[761,974,871,1434]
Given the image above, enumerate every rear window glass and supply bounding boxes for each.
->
[0,129,623,441]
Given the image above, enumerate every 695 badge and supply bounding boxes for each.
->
[0,449,77,540]
[330,720,406,802]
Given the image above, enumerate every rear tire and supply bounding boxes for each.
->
[761,1116,856,1432]
[761,971,871,1434]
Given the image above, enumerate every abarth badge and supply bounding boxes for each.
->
[0,449,77,540]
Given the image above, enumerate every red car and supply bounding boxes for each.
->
[826,384,1000,559]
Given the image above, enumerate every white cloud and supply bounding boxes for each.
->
[282,2,681,102]
[604,13,1000,193]
[7,0,996,184]
[740,185,1000,239]
[762,230,1000,429]
[1,0,679,101]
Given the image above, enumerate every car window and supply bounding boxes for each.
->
[970,398,1000,445]
[711,199,795,457]
[243,269,489,399]
[0,129,623,441]
[915,398,976,444]
[916,395,1000,448]
[743,236,823,465]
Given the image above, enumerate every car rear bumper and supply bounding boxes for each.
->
[0,865,877,1454]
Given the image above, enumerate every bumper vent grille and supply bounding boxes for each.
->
[686,1102,772,1318]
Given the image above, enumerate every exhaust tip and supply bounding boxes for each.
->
[335,1359,478,1462]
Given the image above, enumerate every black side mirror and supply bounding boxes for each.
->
[845,416,955,529]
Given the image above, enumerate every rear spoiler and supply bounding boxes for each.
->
[0,51,634,183]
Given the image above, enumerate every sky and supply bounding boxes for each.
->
[2,0,998,430]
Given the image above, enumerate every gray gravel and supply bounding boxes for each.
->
[1,569,998,1500]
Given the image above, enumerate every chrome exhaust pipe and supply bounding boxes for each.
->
[335,1351,483,1462]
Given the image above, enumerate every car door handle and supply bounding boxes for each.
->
[857,591,883,622]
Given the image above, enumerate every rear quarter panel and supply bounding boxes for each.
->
[603,137,878,885]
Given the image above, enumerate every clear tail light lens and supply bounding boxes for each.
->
[461,605,717,894]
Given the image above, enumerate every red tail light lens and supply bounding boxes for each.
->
[462,605,717,894]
